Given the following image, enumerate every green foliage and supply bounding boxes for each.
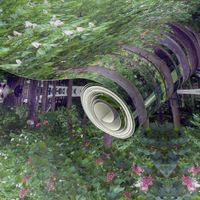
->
[184,114,200,165]
[191,114,200,128]
[38,105,82,135]
[0,105,152,199]
[133,121,200,199]
[1,109,200,199]
[0,105,28,135]
[0,0,199,78]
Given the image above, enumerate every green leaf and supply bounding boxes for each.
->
[36,48,46,57]
[0,47,10,56]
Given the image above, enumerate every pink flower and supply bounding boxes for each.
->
[188,166,200,176]
[182,176,200,192]
[96,158,104,164]
[135,176,153,192]
[132,165,144,175]
[21,176,30,185]
[123,191,131,199]
[106,171,115,182]
[43,120,49,126]
[19,188,29,199]
[46,178,56,192]
[27,157,32,165]
[35,122,41,128]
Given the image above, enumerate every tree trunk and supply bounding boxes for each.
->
[170,93,181,129]
[35,81,41,111]
[41,81,49,112]
[67,79,73,109]
[18,77,25,106]
[28,80,38,123]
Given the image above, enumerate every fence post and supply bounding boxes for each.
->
[41,81,49,112]
[51,81,56,111]
[170,93,181,129]
[67,79,73,109]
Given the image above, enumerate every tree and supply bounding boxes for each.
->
[0,0,199,79]
[27,80,38,124]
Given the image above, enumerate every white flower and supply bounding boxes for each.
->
[88,22,95,28]
[25,21,33,28]
[134,181,141,188]
[44,0,48,4]
[16,183,22,188]
[63,30,74,36]
[194,180,200,188]
[43,9,48,14]
[16,59,22,65]
[51,15,57,21]
[76,27,84,32]
[50,19,64,27]
[25,21,37,28]
[33,23,37,28]
[13,31,22,36]
[32,42,42,48]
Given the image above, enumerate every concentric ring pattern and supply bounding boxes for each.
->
[80,85,135,139]
[77,23,200,138]
[1,23,200,139]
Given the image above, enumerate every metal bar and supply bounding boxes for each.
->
[177,89,200,95]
